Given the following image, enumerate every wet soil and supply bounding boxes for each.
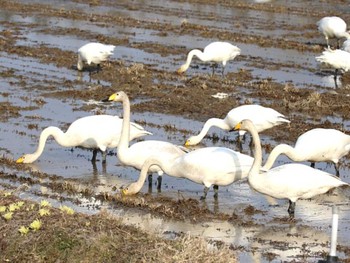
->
[1,0,350,262]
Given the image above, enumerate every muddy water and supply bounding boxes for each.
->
[1,0,350,262]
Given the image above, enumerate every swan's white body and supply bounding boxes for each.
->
[108,91,187,187]
[235,120,348,217]
[123,145,253,199]
[16,115,151,164]
[177,41,241,75]
[185,104,290,146]
[77,42,116,70]
[342,39,350,52]
[317,16,350,48]
[262,128,350,176]
[316,48,350,72]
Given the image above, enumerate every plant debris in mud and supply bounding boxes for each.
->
[0,190,237,263]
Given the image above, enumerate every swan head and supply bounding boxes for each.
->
[185,136,201,146]
[108,91,126,103]
[121,183,138,196]
[177,65,187,74]
[234,119,253,132]
[16,154,35,164]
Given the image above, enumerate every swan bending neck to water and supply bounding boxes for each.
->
[108,91,187,189]
[122,145,253,199]
[234,120,348,218]
[16,115,151,164]
[317,16,350,48]
[185,104,290,146]
[262,128,350,176]
[177,42,241,76]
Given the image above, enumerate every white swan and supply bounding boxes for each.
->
[177,41,241,76]
[341,39,350,52]
[122,144,254,199]
[16,115,151,164]
[234,120,348,218]
[108,91,187,188]
[315,48,350,87]
[262,128,350,176]
[185,104,290,146]
[317,16,350,48]
[77,42,116,71]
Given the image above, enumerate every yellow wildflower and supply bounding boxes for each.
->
[38,208,50,217]
[40,200,51,208]
[18,226,30,235]
[29,219,42,231]
[60,205,74,215]
[3,192,12,197]
[16,201,24,208]
[8,203,19,212]
[0,206,6,213]
[2,212,13,220]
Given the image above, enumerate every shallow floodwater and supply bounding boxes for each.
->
[1,1,350,262]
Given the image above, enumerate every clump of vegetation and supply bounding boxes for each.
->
[0,189,237,263]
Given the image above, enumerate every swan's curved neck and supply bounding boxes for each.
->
[127,157,164,194]
[118,95,131,154]
[181,49,207,71]
[29,127,65,161]
[262,144,297,170]
[195,118,230,142]
[248,122,263,177]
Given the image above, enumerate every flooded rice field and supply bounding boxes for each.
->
[1,0,350,262]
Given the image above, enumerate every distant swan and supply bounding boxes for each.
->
[262,128,350,176]
[16,115,152,164]
[108,91,187,189]
[77,42,116,71]
[234,120,348,218]
[122,146,253,199]
[177,41,241,76]
[317,16,350,48]
[185,104,290,146]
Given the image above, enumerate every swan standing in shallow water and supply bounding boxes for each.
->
[317,16,350,48]
[315,48,350,88]
[234,120,348,218]
[122,144,254,199]
[185,104,290,146]
[262,128,350,176]
[108,91,187,189]
[77,42,116,71]
[16,115,152,164]
[177,41,241,76]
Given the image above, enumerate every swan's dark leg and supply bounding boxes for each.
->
[310,162,315,168]
[334,69,339,88]
[91,149,98,163]
[148,173,153,186]
[102,151,107,164]
[221,66,225,77]
[157,176,162,191]
[287,200,296,218]
[211,64,216,76]
[335,162,340,177]
[200,187,209,200]
[213,185,219,199]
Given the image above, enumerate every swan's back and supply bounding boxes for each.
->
[203,42,241,63]
[226,105,289,132]
[316,49,350,71]
[66,115,150,150]
[251,163,347,201]
[173,147,253,185]
[317,16,347,39]
[295,128,350,162]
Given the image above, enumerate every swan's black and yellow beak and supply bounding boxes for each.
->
[108,93,117,101]
[16,156,25,164]
[233,122,242,131]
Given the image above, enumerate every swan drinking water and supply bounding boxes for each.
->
[16,115,152,164]
[77,42,116,71]
[108,91,187,189]
[317,16,350,48]
[234,120,348,218]
[177,41,241,76]
[185,104,290,146]
[262,128,350,176]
